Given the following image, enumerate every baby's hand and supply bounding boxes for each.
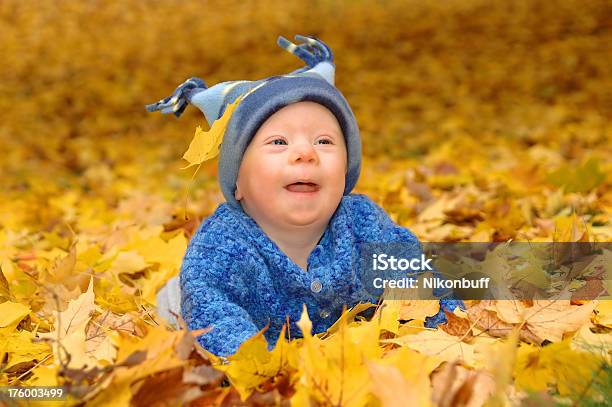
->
[145,77,207,118]
[277,34,334,68]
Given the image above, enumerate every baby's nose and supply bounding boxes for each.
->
[291,142,318,164]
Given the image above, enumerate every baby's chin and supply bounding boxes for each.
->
[282,214,323,228]
[279,203,336,227]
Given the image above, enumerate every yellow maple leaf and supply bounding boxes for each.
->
[521,300,595,343]
[514,339,605,399]
[0,330,52,370]
[293,305,375,406]
[40,277,97,369]
[368,347,441,407]
[26,364,59,387]
[181,95,244,169]
[297,304,313,339]
[127,232,188,305]
[217,325,294,401]
[478,327,520,405]
[373,301,402,335]
[0,301,30,331]
[89,325,194,406]
[324,302,376,335]
[94,276,139,314]
[109,250,149,275]
[129,232,187,272]
[554,212,590,242]
[366,359,431,407]
[430,361,497,407]
[571,323,612,364]
[383,329,477,366]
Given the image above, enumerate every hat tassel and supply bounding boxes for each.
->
[145,77,207,118]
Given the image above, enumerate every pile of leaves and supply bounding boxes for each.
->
[1,259,611,405]
[1,0,611,405]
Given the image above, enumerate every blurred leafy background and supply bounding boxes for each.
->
[1,0,610,239]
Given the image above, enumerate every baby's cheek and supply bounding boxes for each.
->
[260,183,282,204]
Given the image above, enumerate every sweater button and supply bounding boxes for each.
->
[319,309,330,319]
[310,279,322,293]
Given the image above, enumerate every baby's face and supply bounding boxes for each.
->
[235,101,347,230]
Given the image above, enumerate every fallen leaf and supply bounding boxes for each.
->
[0,301,30,329]
[383,329,477,365]
[40,277,97,369]
[182,95,244,168]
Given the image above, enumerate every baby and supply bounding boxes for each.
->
[148,35,463,357]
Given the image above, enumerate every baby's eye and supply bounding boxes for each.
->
[316,138,333,145]
[270,138,287,145]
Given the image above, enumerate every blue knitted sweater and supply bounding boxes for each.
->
[180,193,463,356]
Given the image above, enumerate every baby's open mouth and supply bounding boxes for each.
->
[285,181,321,193]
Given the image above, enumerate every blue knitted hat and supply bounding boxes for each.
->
[146,35,362,210]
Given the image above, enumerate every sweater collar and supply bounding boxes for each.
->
[223,198,358,297]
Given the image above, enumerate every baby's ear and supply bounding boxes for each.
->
[234,186,242,201]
